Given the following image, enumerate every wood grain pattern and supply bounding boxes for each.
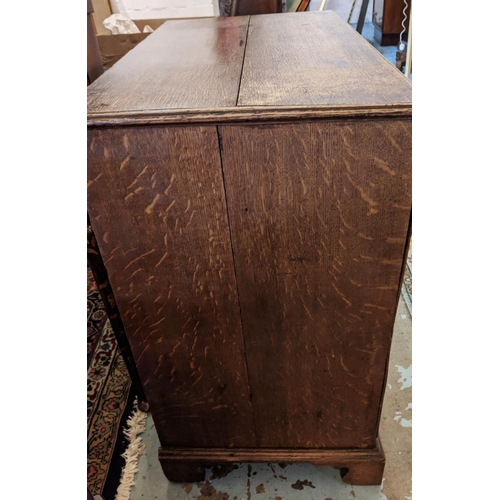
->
[219,119,411,449]
[159,437,385,485]
[87,16,249,115]
[238,11,412,106]
[87,125,255,448]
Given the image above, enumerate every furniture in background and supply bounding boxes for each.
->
[373,0,411,46]
[234,0,282,15]
[87,11,412,485]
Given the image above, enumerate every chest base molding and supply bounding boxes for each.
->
[159,438,385,485]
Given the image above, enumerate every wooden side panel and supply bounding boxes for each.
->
[88,16,249,114]
[87,126,255,448]
[219,119,411,448]
[238,11,412,107]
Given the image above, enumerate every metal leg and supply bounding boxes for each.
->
[355,0,370,34]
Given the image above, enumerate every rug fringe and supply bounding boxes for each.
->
[402,241,412,316]
[114,399,148,500]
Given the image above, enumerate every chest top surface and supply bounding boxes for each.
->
[87,11,411,122]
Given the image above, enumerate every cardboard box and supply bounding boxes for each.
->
[90,0,113,36]
[97,19,168,69]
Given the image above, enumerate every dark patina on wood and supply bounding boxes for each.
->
[87,11,412,485]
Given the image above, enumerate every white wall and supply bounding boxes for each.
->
[120,0,217,20]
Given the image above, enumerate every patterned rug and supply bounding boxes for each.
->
[88,267,135,499]
[401,241,412,315]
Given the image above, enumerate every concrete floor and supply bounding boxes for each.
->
[130,297,411,500]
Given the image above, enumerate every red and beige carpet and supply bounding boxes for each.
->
[87,267,136,499]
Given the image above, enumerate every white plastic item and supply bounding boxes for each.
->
[103,13,141,35]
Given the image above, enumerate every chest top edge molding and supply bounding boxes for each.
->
[87,103,412,128]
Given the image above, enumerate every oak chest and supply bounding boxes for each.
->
[87,11,412,485]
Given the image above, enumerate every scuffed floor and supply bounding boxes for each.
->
[379,296,412,500]
[130,296,411,500]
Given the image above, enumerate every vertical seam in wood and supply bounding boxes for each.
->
[216,125,257,445]
[372,208,412,440]
[235,16,251,106]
